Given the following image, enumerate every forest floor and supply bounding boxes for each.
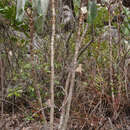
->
[0,93,130,130]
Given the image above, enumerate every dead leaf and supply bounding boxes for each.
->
[76,64,83,74]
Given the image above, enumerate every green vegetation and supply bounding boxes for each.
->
[0,0,130,129]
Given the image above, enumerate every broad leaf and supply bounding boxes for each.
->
[88,1,97,24]
[16,0,26,22]
[32,0,49,33]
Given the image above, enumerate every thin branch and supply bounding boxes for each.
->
[77,23,94,60]
[58,72,71,129]
[50,0,56,129]
[61,1,84,130]
[28,4,47,126]
[78,39,93,60]
[0,57,4,119]
[0,99,26,114]
[108,4,115,119]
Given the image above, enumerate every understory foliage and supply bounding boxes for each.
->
[0,0,130,129]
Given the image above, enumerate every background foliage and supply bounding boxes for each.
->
[0,0,130,129]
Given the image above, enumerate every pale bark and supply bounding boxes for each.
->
[59,1,84,130]
[50,0,56,129]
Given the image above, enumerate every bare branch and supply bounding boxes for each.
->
[59,1,85,130]
[50,0,56,129]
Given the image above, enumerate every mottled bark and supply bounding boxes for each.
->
[50,0,56,129]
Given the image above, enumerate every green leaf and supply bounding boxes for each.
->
[74,0,80,17]
[7,93,13,97]
[34,15,44,33]
[16,0,26,22]
[88,1,97,24]
[124,27,129,35]
[0,8,4,11]
[24,63,32,69]
[32,0,49,34]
